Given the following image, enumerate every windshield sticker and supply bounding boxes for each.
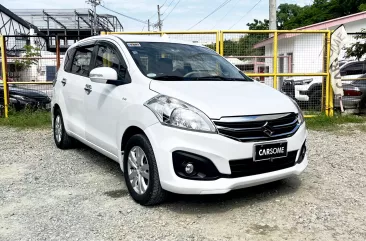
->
[132,51,138,55]
[147,73,157,78]
[127,43,141,47]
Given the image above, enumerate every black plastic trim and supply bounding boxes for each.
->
[172,151,221,181]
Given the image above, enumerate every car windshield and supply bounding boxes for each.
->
[124,41,252,81]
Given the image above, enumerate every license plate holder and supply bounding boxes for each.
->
[254,142,288,162]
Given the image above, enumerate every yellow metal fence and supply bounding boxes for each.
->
[107,30,333,117]
[0,35,56,118]
[1,30,333,118]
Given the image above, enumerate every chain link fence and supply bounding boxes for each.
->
[221,30,331,116]
[332,32,366,113]
[1,30,333,118]
[0,35,58,117]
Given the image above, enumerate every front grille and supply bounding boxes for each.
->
[213,113,300,142]
[228,151,298,178]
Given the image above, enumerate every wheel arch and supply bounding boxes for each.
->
[121,126,145,152]
[53,103,61,114]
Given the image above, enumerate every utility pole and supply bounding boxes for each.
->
[269,0,277,30]
[148,19,150,31]
[86,0,101,35]
[157,5,162,31]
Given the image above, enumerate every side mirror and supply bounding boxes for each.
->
[90,67,118,84]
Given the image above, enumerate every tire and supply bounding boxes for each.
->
[123,134,167,206]
[309,89,322,111]
[53,109,74,149]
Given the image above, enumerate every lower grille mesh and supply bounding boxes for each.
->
[229,151,298,178]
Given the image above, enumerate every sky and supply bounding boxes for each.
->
[1,0,312,31]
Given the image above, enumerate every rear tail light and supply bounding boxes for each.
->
[344,89,362,96]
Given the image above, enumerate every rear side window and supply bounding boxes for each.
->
[64,48,76,73]
[71,46,95,77]
[343,63,363,76]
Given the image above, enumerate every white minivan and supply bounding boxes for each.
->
[52,35,308,205]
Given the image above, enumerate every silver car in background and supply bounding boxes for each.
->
[334,74,366,112]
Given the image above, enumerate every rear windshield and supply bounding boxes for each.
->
[123,41,252,82]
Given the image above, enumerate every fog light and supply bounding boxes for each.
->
[185,163,194,174]
[172,151,221,180]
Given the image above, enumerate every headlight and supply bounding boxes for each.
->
[144,95,216,133]
[289,98,304,124]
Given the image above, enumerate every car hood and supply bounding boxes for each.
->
[8,85,49,99]
[149,80,298,119]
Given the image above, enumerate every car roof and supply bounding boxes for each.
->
[340,60,366,68]
[75,34,203,47]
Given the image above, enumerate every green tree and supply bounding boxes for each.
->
[247,19,269,30]
[274,0,366,30]
[277,4,302,30]
[330,0,366,16]
[221,19,269,56]
[14,45,41,72]
[345,29,366,60]
[359,3,366,11]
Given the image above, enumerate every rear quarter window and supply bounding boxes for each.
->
[70,46,95,77]
[64,48,76,73]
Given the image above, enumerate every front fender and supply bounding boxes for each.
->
[116,104,159,162]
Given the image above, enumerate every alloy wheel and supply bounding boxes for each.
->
[127,146,150,194]
[55,115,62,143]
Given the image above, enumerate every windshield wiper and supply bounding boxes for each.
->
[151,75,186,81]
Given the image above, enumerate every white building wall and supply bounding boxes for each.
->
[262,19,365,85]
[19,51,63,82]
[332,21,366,61]
[293,34,324,73]
[264,37,295,86]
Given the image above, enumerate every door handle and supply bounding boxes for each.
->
[61,78,67,86]
[84,84,92,94]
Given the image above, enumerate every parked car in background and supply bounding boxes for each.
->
[0,80,51,111]
[52,35,308,206]
[281,60,366,110]
[334,74,366,111]
[340,60,366,82]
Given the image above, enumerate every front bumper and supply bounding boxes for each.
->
[281,80,310,102]
[144,122,308,195]
[11,98,51,111]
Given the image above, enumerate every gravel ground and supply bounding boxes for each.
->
[1,127,366,241]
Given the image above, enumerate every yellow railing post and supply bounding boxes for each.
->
[273,31,278,90]
[0,35,8,118]
[328,79,334,116]
[325,31,332,116]
[216,31,220,54]
[220,31,224,56]
[328,32,334,117]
